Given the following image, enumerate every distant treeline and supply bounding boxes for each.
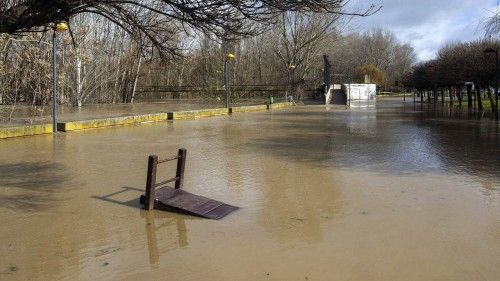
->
[0,13,414,108]
[403,39,499,111]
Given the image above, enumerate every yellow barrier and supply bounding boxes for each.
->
[58,113,169,132]
[269,102,292,109]
[0,124,53,139]
[229,104,268,113]
[167,108,229,120]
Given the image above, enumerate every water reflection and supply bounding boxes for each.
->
[92,185,191,266]
[256,161,344,245]
[0,161,70,211]
[480,179,498,199]
[142,211,189,266]
[246,100,499,180]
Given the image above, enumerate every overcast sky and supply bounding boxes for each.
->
[346,0,498,61]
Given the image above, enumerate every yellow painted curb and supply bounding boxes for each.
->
[167,108,229,120]
[269,102,292,109]
[0,124,53,139]
[230,104,269,113]
[58,113,169,132]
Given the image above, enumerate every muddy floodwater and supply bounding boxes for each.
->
[0,98,499,280]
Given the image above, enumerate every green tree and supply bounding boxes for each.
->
[356,64,385,86]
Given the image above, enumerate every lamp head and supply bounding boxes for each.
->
[54,22,69,32]
[226,53,236,60]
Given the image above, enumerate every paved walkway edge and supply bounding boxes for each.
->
[0,102,292,139]
[0,124,53,139]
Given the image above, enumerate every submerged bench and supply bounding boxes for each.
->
[140,148,239,219]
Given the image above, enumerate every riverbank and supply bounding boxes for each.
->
[0,102,291,139]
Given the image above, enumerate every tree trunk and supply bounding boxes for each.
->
[457,86,462,108]
[76,56,83,107]
[476,85,483,111]
[122,69,130,103]
[449,86,454,106]
[130,56,142,104]
[112,62,121,104]
[466,85,472,109]
[486,86,495,113]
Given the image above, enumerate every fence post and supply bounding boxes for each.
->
[175,148,187,189]
[144,155,158,210]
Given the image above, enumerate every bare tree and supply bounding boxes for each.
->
[0,1,378,57]
[329,29,416,90]
[485,5,500,38]
[0,0,382,117]
[407,39,499,112]
[272,11,340,99]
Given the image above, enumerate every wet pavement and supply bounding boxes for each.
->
[0,98,499,280]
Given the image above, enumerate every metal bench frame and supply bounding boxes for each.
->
[144,148,187,211]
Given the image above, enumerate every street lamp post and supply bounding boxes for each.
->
[287,64,296,102]
[427,64,438,105]
[398,79,405,103]
[224,53,235,108]
[484,47,499,120]
[347,76,352,108]
[52,22,68,132]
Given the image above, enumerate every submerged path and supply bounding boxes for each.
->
[0,98,499,280]
[0,102,290,138]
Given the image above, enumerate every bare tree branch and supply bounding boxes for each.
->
[0,0,378,56]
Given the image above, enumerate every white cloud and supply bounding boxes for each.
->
[345,0,498,61]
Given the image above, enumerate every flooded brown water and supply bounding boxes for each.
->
[0,98,499,280]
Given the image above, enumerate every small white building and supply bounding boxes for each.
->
[344,84,377,108]
[344,84,376,100]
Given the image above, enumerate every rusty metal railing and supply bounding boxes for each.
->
[144,148,187,211]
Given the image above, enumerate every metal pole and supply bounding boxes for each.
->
[287,69,291,102]
[496,51,499,120]
[348,78,351,108]
[52,31,58,132]
[224,60,229,108]
[434,69,437,105]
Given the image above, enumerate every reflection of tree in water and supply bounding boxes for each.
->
[142,211,190,266]
[242,103,499,243]
[0,161,71,211]
[417,118,500,180]
[479,179,497,198]
[246,105,499,180]
[183,115,345,245]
